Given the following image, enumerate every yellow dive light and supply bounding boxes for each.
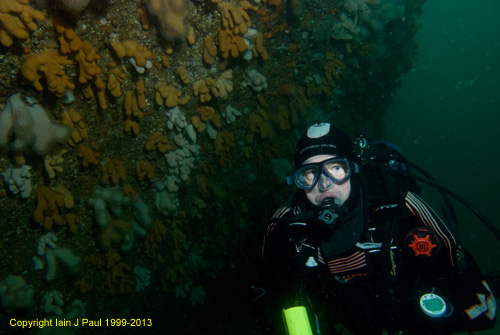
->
[282,306,313,335]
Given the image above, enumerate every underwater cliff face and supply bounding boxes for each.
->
[0,0,425,333]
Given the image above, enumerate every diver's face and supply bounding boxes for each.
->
[303,155,351,206]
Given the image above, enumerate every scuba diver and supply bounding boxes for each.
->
[252,122,497,334]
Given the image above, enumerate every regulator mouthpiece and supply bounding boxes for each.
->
[316,197,345,228]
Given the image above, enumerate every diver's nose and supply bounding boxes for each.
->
[318,173,333,191]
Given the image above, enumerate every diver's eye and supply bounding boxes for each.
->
[324,162,347,180]
[303,169,317,185]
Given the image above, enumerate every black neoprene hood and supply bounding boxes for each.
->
[294,123,354,168]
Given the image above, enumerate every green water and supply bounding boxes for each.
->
[386,1,500,332]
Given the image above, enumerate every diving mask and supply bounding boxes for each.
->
[294,158,352,191]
